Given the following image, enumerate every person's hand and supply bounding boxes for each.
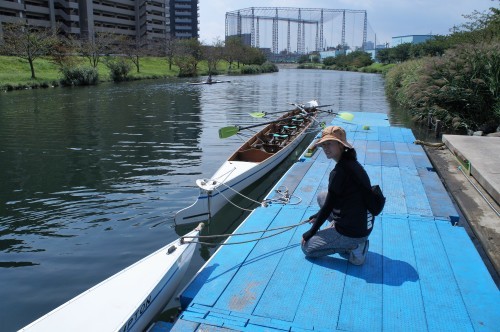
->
[308,218,316,224]
[302,227,314,246]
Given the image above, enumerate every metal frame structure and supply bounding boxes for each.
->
[225,7,368,54]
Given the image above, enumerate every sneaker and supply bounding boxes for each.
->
[348,240,369,266]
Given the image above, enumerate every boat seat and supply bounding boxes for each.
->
[236,148,273,162]
[271,133,288,139]
[292,118,304,125]
[281,125,297,135]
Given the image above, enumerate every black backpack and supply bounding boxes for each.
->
[346,162,386,216]
[365,185,386,216]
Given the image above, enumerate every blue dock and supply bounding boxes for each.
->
[170,113,499,331]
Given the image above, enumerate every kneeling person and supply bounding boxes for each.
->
[301,126,373,265]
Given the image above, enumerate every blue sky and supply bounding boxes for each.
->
[199,0,497,47]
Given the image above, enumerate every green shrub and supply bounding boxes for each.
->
[60,66,99,86]
[323,56,336,66]
[106,59,132,82]
[260,61,279,73]
[297,64,318,69]
[241,65,262,74]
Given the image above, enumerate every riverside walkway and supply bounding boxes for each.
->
[167,112,499,331]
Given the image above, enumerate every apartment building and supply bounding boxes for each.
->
[0,0,198,41]
[169,0,197,39]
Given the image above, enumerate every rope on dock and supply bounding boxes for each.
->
[182,220,308,246]
[213,182,302,212]
[261,185,302,206]
[414,140,446,149]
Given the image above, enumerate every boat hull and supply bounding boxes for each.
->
[174,122,314,225]
[20,227,201,332]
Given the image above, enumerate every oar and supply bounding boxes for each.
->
[219,110,355,139]
[219,114,308,139]
[251,108,354,122]
[249,104,334,118]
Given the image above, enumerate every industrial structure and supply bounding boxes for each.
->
[391,35,434,47]
[225,7,371,56]
[0,0,198,42]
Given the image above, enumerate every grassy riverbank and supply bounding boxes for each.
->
[0,56,248,91]
[0,56,183,90]
[0,55,281,91]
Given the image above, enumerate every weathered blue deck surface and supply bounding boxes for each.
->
[170,113,500,331]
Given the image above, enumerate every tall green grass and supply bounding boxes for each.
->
[385,42,499,132]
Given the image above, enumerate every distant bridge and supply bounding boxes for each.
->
[225,7,372,54]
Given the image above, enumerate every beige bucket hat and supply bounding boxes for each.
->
[314,126,353,149]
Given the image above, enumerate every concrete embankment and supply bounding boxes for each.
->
[423,135,500,286]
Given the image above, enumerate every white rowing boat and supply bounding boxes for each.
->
[174,101,321,225]
[19,223,204,332]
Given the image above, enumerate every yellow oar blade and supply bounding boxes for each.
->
[248,112,266,118]
[338,112,354,121]
[219,126,239,138]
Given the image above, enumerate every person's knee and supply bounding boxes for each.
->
[301,243,314,257]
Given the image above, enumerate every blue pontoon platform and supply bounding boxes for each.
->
[169,113,499,331]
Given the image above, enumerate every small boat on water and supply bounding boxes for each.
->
[174,101,322,225]
[20,223,204,332]
[188,80,231,85]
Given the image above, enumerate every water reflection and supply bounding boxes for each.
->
[0,81,205,253]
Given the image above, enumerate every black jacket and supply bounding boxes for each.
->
[303,158,372,241]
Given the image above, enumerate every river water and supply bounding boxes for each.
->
[0,69,421,330]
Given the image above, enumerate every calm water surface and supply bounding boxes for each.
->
[1,69,410,330]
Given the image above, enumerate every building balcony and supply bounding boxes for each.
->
[176,31,193,36]
[174,11,192,16]
[175,25,193,30]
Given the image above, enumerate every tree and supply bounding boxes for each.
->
[203,38,225,74]
[391,43,412,63]
[121,37,148,73]
[240,45,266,65]
[1,20,57,79]
[375,49,390,64]
[173,38,203,76]
[450,7,500,44]
[162,35,176,71]
[79,32,118,68]
[48,35,81,69]
[349,51,373,67]
[224,36,244,69]
[410,36,448,58]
